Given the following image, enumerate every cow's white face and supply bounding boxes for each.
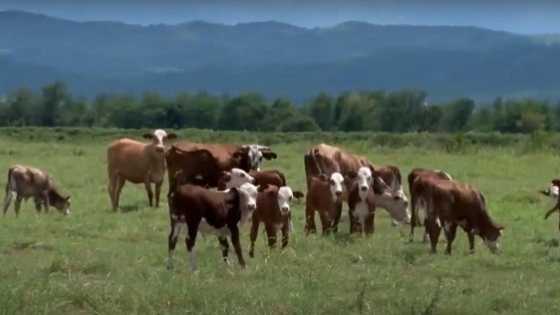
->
[357,167,373,200]
[548,184,559,201]
[143,129,177,153]
[238,182,259,212]
[246,145,264,171]
[372,178,410,224]
[223,168,255,188]
[329,172,344,201]
[277,186,295,215]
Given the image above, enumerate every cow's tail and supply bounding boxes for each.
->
[304,148,323,189]
[5,167,15,195]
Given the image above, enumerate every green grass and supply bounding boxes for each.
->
[1,132,560,314]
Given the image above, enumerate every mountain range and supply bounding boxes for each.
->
[1,10,559,104]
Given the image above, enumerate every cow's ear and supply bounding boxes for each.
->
[470,227,480,235]
[65,196,71,202]
[261,150,278,160]
[258,183,269,192]
[317,173,329,181]
[142,133,154,140]
[166,133,178,140]
[293,191,305,199]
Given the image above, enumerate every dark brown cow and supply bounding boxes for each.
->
[407,167,453,243]
[166,182,259,270]
[304,172,345,235]
[165,142,277,197]
[425,179,504,255]
[3,164,71,217]
[303,143,409,228]
[248,184,304,258]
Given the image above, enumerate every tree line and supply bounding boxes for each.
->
[0,81,558,134]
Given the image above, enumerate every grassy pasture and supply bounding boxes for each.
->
[1,129,560,314]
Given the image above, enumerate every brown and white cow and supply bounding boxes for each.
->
[344,166,400,236]
[304,172,345,235]
[407,167,453,243]
[106,129,177,212]
[541,178,560,243]
[166,182,259,270]
[424,179,504,255]
[165,142,277,197]
[303,143,409,227]
[248,184,304,258]
[3,164,71,217]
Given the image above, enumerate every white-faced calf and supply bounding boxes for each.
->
[304,172,345,235]
[249,184,304,257]
[3,164,71,217]
[344,167,378,235]
[166,182,259,270]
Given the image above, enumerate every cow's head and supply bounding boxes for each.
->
[143,129,178,153]
[472,222,504,254]
[539,183,559,202]
[240,144,278,171]
[257,184,303,217]
[318,172,344,202]
[219,168,255,189]
[344,167,373,201]
[236,182,259,213]
[48,189,71,215]
[365,170,410,225]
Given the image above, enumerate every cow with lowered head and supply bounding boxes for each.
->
[3,164,71,217]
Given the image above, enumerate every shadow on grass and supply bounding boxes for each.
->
[118,203,142,213]
[533,236,559,248]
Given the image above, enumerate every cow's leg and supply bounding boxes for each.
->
[304,204,316,235]
[423,220,430,243]
[3,189,14,216]
[467,231,475,254]
[544,205,559,220]
[319,212,331,236]
[265,224,277,250]
[155,181,163,208]
[365,212,375,236]
[218,236,230,263]
[185,220,200,271]
[443,221,458,255]
[228,223,246,268]
[281,218,289,249]
[108,173,117,211]
[332,202,343,233]
[14,195,23,217]
[42,191,50,213]
[33,197,42,213]
[144,179,154,208]
[166,219,181,270]
[249,217,260,258]
[427,219,441,254]
[114,175,126,211]
[409,195,417,242]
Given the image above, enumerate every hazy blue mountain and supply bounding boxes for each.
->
[0,10,559,103]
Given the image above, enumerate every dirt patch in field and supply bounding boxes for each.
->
[3,241,55,254]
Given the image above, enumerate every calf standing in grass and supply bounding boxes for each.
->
[106,129,177,212]
[304,172,345,235]
[249,184,304,257]
[425,179,504,254]
[167,182,259,270]
[3,164,71,217]
[345,167,378,236]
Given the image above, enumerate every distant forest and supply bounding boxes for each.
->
[0,81,557,134]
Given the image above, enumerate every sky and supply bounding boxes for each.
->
[0,0,559,34]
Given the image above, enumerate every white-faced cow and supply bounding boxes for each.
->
[248,184,304,258]
[3,164,71,217]
[304,172,345,235]
[106,129,177,212]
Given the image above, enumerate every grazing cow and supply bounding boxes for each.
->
[304,172,345,235]
[165,142,277,197]
[3,164,71,217]
[106,129,177,212]
[248,184,304,258]
[407,168,453,243]
[166,182,259,270]
[425,179,504,255]
[303,143,409,227]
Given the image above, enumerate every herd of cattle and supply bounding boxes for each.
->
[3,128,560,271]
